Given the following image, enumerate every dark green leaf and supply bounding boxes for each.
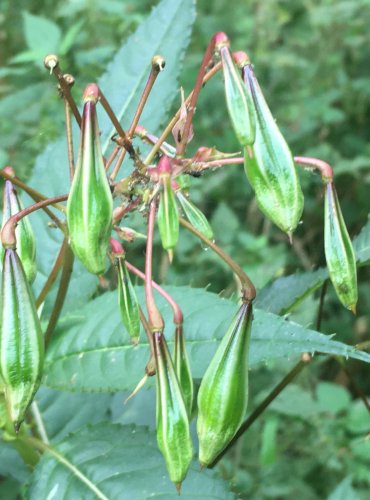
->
[22,12,61,55]
[28,423,234,500]
[43,287,370,392]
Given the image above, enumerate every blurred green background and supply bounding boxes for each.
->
[0,0,369,498]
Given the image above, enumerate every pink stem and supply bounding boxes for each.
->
[294,156,333,182]
[126,261,183,325]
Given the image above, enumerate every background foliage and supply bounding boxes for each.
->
[0,0,369,498]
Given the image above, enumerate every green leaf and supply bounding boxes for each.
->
[353,214,370,265]
[35,388,112,441]
[22,12,61,55]
[316,381,351,414]
[98,0,196,153]
[0,440,30,483]
[43,287,370,392]
[256,213,370,315]
[255,268,328,314]
[327,476,359,500]
[28,423,234,500]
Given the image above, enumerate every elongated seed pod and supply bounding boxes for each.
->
[176,192,214,241]
[116,256,140,344]
[243,64,304,236]
[0,249,44,430]
[154,331,193,488]
[157,158,179,260]
[67,84,113,274]
[173,325,193,416]
[197,302,253,467]
[325,182,357,312]
[218,41,255,146]
[1,179,37,283]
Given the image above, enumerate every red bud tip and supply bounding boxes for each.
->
[233,51,250,67]
[3,166,15,177]
[157,156,172,175]
[175,482,182,495]
[135,125,147,137]
[171,180,180,191]
[83,83,99,103]
[110,238,125,256]
[213,32,229,48]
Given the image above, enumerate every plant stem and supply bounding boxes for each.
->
[145,200,164,331]
[18,435,109,500]
[45,59,81,127]
[44,243,74,347]
[144,62,222,165]
[1,195,68,248]
[316,280,328,330]
[30,401,49,444]
[294,156,333,183]
[126,261,183,325]
[98,89,137,160]
[64,100,75,181]
[210,358,309,467]
[177,37,216,156]
[36,238,67,308]
[110,56,165,180]
[0,168,66,213]
[179,217,256,301]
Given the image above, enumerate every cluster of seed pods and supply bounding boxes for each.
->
[0,31,358,489]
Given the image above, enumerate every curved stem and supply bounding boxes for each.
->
[44,243,74,348]
[19,435,109,500]
[145,200,164,331]
[0,169,66,213]
[144,62,222,165]
[1,195,68,248]
[126,261,183,325]
[294,156,333,183]
[179,217,256,301]
[49,65,81,127]
[177,37,215,156]
[36,239,67,308]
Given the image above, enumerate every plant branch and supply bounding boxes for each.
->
[144,61,222,165]
[145,199,164,331]
[1,195,68,248]
[44,243,74,347]
[110,56,165,180]
[179,217,256,301]
[294,156,333,183]
[177,37,215,156]
[36,238,68,308]
[126,261,183,325]
[44,55,81,127]
[64,100,75,181]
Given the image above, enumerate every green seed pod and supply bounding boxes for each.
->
[157,157,179,260]
[243,64,304,236]
[116,255,140,344]
[67,84,113,275]
[0,249,44,430]
[173,325,193,416]
[219,42,255,146]
[176,192,214,241]
[197,301,253,467]
[325,182,357,312]
[1,179,37,283]
[154,331,193,489]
